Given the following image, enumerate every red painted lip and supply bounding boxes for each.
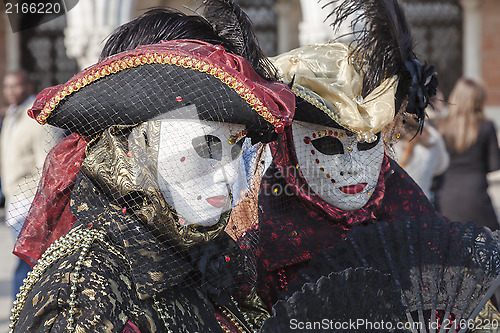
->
[339,183,368,194]
[206,195,227,208]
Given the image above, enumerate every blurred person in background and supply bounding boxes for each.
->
[393,103,449,206]
[437,77,500,231]
[0,104,7,208]
[1,71,63,299]
[427,89,449,211]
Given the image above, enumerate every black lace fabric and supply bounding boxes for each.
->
[273,216,500,332]
[261,267,409,333]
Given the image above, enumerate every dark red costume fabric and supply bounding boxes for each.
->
[122,321,141,333]
[256,127,444,308]
[13,134,88,267]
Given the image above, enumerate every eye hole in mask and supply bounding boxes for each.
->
[357,133,380,151]
[230,138,244,160]
[311,136,344,155]
[192,135,222,161]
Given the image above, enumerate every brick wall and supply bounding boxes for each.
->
[481,0,500,106]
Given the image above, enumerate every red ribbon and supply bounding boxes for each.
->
[14,133,88,267]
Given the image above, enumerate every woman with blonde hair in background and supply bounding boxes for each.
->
[438,77,500,231]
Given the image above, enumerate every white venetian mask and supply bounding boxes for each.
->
[292,121,384,211]
[155,119,245,226]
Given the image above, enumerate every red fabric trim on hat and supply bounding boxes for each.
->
[14,133,88,267]
[27,84,63,121]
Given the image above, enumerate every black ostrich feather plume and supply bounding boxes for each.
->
[201,0,278,80]
[322,0,438,134]
[100,7,238,59]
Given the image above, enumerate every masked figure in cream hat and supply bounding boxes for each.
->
[256,1,500,329]
[254,0,443,309]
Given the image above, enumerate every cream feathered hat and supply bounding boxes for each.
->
[271,42,397,143]
[271,0,438,143]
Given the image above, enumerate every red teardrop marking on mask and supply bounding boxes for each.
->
[303,136,311,144]
[311,150,315,155]
[331,179,336,183]
[315,159,320,164]
[275,123,285,134]
[328,130,333,136]
[176,96,182,102]
[225,255,231,262]
[312,133,316,138]
[180,157,186,162]
[122,207,127,214]
[126,151,132,157]
[334,131,338,137]
[215,45,225,53]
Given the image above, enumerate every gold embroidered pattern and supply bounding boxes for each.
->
[216,303,249,333]
[9,227,124,332]
[37,53,280,127]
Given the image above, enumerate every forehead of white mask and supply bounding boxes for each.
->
[156,119,245,226]
[292,121,384,211]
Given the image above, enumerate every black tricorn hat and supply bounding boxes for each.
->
[29,39,294,139]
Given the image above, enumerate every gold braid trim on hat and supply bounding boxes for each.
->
[38,53,280,127]
[292,84,389,143]
[81,122,229,248]
[291,85,344,130]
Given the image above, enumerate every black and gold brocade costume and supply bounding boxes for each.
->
[7,34,297,332]
[11,174,268,332]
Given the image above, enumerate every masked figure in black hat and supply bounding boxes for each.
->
[9,8,294,333]
[14,5,280,268]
